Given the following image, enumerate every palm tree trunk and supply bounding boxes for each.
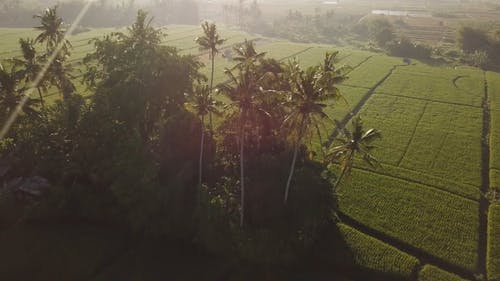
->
[334,153,353,192]
[315,123,325,160]
[239,112,245,227]
[199,115,205,189]
[284,118,305,204]
[334,165,348,192]
[37,87,45,109]
[209,51,215,135]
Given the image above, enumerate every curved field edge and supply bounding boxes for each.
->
[418,265,468,281]
[488,204,500,281]
[337,168,479,272]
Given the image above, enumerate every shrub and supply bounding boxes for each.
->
[386,37,432,60]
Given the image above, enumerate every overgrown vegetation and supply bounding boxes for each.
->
[0,8,377,268]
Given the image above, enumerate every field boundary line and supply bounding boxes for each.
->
[397,102,429,167]
[376,92,482,109]
[478,71,491,278]
[345,55,373,75]
[337,212,477,280]
[278,46,316,62]
[352,165,478,202]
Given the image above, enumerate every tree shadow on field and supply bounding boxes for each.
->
[303,223,410,281]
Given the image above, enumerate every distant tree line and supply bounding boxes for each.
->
[457,25,500,69]
[0,0,200,27]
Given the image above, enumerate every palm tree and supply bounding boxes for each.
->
[218,67,264,227]
[195,22,225,133]
[13,38,48,108]
[282,54,347,204]
[34,6,74,99]
[232,39,266,71]
[33,6,71,55]
[185,84,221,189]
[327,116,381,191]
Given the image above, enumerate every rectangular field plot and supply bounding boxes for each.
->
[333,223,420,280]
[348,93,481,198]
[377,65,484,107]
[418,265,466,281]
[353,94,428,166]
[487,204,500,281]
[342,55,402,89]
[338,169,479,271]
[398,102,482,187]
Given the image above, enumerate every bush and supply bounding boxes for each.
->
[386,37,432,60]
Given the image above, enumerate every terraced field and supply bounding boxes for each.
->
[1,26,500,280]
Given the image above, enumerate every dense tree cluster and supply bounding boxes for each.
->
[0,9,382,264]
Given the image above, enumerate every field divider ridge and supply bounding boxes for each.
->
[375,92,482,109]
[397,102,429,167]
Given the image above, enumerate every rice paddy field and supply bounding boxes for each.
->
[1,25,500,280]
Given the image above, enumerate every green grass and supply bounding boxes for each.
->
[378,64,484,107]
[492,169,500,193]
[397,102,482,187]
[342,55,402,89]
[336,223,420,280]
[488,204,500,281]
[351,93,482,196]
[418,265,467,281]
[487,72,500,194]
[338,168,479,271]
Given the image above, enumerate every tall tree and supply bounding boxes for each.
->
[327,116,381,191]
[195,22,225,133]
[33,6,72,55]
[282,52,347,204]
[185,84,221,188]
[34,6,74,99]
[218,66,265,227]
[13,38,48,108]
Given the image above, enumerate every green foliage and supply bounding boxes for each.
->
[386,37,433,60]
[488,204,500,281]
[457,26,490,53]
[338,169,479,271]
[418,265,467,281]
[336,223,420,280]
[196,158,336,265]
